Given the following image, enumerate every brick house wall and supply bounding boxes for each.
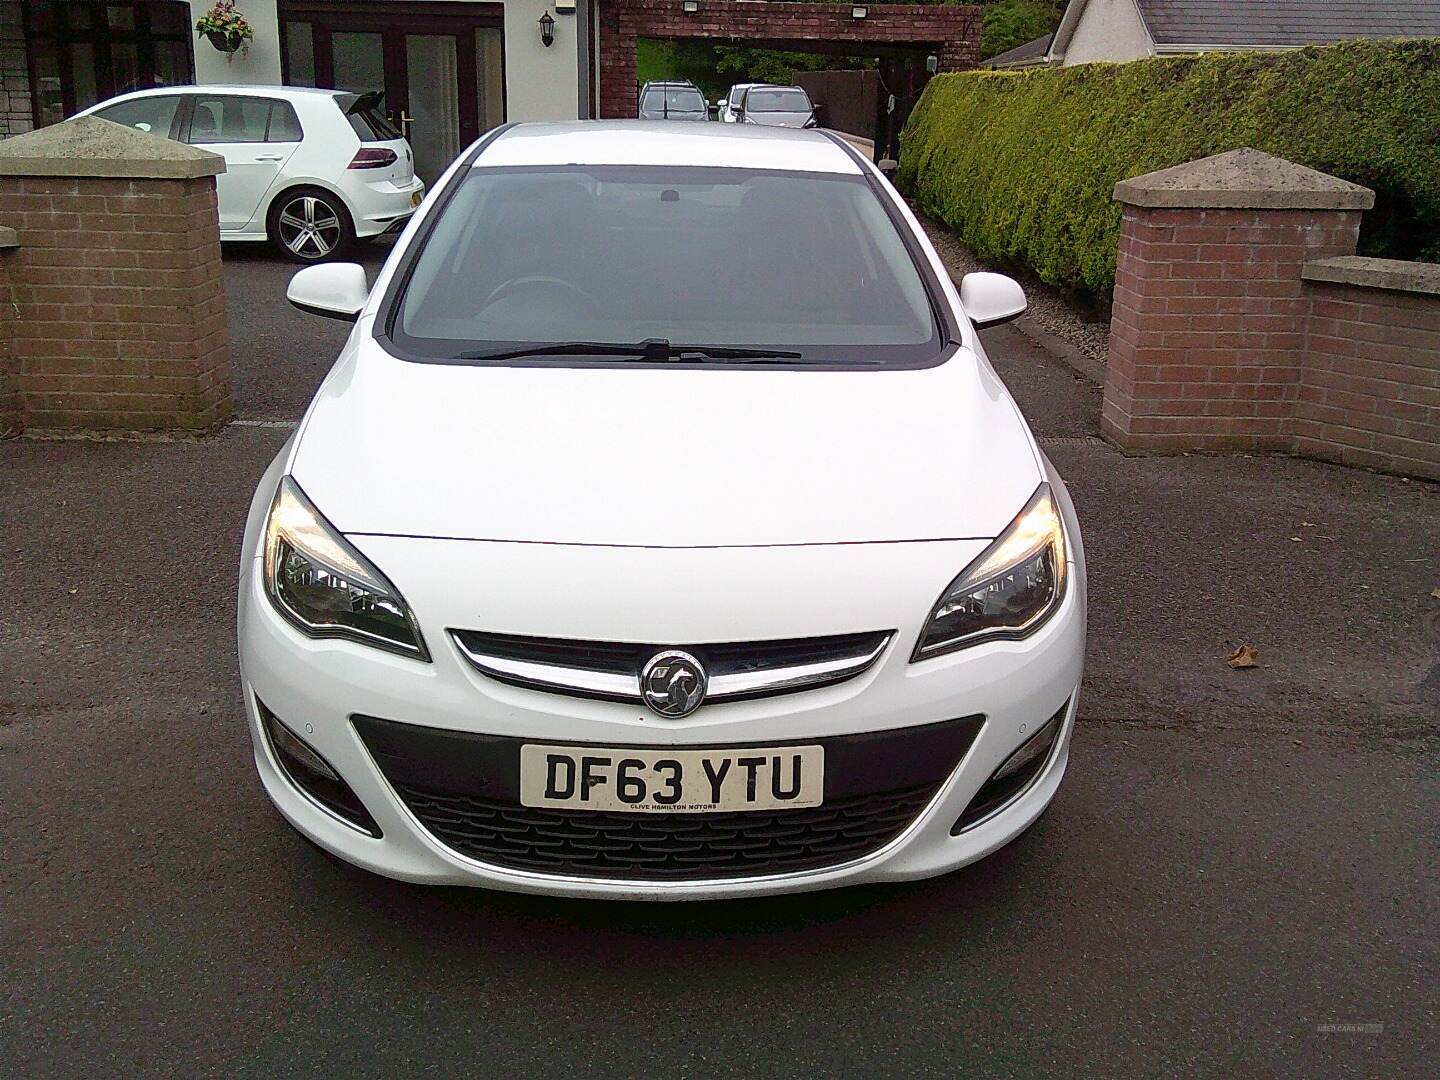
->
[0,0,32,138]
[1103,149,1440,481]
[598,1,981,120]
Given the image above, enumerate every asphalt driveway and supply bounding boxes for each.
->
[1,246,1435,1077]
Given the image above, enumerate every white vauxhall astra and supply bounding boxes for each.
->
[238,121,1086,900]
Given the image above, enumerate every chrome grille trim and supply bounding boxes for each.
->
[450,630,894,706]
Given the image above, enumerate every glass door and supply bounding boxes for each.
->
[279,3,506,184]
[404,34,460,184]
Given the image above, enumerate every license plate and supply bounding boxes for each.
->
[520,743,824,813]
[410,189,423,207]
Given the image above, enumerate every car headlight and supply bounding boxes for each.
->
[262,476,430,661]
[912,483,1067,661]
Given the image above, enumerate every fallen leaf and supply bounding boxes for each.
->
[1432,588,1440,601]
[1301,521,1317,527]
[1289,536,1303,542]
[1227,644,1259,669]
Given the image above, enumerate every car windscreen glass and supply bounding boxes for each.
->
[642,88,706,114]
[746,89,811,112]
[336,92,401,140]
[389,165,943,366]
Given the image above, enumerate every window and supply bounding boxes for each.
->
[268,102,304,143]
[187,97,304,144]
[22,2,195,121]
[392,166,941,367]
[285,22,317,87]
[335,93,401,141]
[642,87,706,116]
[93,94,182,138]
[745,89,812,113]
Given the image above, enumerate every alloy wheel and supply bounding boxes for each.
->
[277,195,343,260]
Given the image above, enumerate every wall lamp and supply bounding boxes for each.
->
[851,5,868,19]
[538,10,555,47]
[682,0,701,13]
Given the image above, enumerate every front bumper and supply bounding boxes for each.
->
[238,535,1084,900]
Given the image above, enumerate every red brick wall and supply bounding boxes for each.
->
[599,1,981,120]
[1104,205,1360,452]
[1296,284,1440,478]
[1104,204,1439,480]
[0,246,17,436]
[0,175,232,435]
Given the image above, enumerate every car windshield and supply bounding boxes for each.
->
[746,89,811,113]
[642,87,706,114]
[390,165,941,366]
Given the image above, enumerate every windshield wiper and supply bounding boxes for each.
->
[457,338,806,363]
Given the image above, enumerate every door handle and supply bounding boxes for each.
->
[255,154,285,162]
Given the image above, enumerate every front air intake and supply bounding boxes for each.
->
[951,700,1069,834]
[258,699,381,837]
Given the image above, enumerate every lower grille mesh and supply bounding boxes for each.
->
[394,783,938,880]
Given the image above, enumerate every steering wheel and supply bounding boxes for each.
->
[483,276,600,313]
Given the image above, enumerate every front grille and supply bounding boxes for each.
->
[449,629,896,706]
[394,783,937,880]
[353,712,984,882]
[452,629,892,677]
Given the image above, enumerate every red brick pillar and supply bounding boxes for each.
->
[0,116,232,436]
[0,226,18,437]
[1103,148,1373,453]
[597,1,636,120]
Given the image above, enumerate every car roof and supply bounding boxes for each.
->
[101,84,346,100]
[477,121,862,175]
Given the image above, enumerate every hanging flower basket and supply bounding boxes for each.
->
[195,2,255,61]
[204,29,246,54]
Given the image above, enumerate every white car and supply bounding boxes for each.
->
[79,85,425,262]
[240,121,1086,901]
[716,83,761,123]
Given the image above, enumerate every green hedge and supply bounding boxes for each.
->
[898,39,1440,296]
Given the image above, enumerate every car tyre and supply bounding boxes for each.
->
[268,187,355,264]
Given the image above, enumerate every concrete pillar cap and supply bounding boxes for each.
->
[1114,148,1373,211]
[0,116,226,179]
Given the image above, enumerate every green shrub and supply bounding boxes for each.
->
[898,39,1440,296]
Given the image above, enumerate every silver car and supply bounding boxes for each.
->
[736,85,818,129]
[638,81,709,122]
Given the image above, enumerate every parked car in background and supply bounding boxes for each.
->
[637,81,710,122]
[79,85,425,262]
[736,85,819,129]
[245,121,1086,900]
[716,82,762,122]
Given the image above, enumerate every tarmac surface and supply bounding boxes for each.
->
[1,240,1436,1077]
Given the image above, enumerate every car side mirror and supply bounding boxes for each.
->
[287,263,369,322]
[959,272,1027,329]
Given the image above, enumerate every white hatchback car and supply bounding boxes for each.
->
[79,85,424,261]
[716,83,761,123]
[240,122,1086,900]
